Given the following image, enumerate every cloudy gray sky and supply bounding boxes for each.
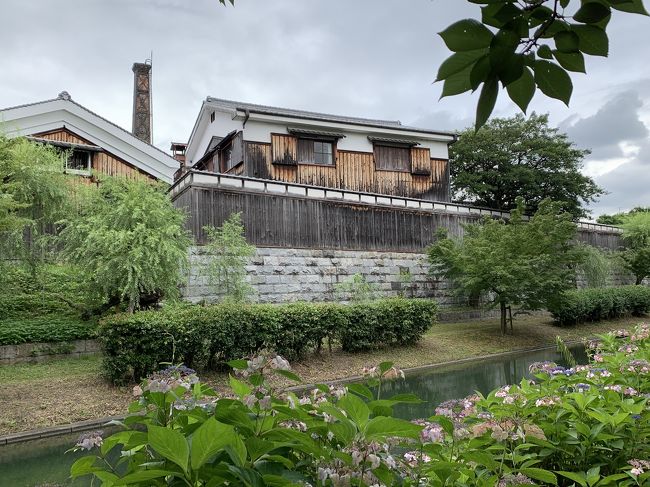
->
[1,0,649,217]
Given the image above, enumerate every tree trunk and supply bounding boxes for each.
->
[500,300,507,335]
[636,275,643,285]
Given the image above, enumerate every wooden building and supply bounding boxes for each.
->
[182,98,457,201]
[0,90,178,184]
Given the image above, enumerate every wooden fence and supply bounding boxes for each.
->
[171,171,624,252]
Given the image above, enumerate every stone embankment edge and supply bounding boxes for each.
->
[0,342,580,446]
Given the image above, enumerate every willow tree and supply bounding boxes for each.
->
[57,176,191,312]
[428,198,581,334]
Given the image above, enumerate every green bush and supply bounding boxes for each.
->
[0,264,93,320]
[549,285,650,325]
[99,298,437,383]
[0,316,97,346]
[341,299,437,352]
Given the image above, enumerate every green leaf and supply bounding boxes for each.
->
[436,49,488,81]
[521,468,558,485]
[553,51,586,73]
[378,361,394,374]
[347,383,374,401]
[148,424,190,473]
[228,359,248,370]
[537,45,553,59]
[557,471,588,487]
[554,31,580,53]
[574,2,611,23]
[338,393,370,428]
[441,65,473,98]
[274,369,301,382]
[229,374,251,397]
[439,19,494,51]
[534,60,573,105]
[611,0,649,15]
[364,416,422,440]
[475,77,499,131]
[70,456,100,478]
[506,67,535,113]
[113,470,177,485]
[573,25,609,56]
[470,55,492,90]
[191,417,237,469]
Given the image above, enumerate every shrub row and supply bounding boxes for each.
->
[549,285,650,325]
[99,298,437,383]
[0,316,97,346]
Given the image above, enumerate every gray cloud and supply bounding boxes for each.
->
[1,0,649,216]
[561,91,648,159]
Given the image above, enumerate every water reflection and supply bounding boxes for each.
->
[382,345,586,420]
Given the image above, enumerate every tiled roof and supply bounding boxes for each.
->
[206,97,455,137]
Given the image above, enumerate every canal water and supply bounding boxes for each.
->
[0,345,585,486]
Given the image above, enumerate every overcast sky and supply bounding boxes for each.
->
[1,0,648,217]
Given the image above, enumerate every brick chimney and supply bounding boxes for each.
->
[132,62,152,143]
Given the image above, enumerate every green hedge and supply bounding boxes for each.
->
[99,298,437,383]
[0,316,97,346]
[548,285,650,326]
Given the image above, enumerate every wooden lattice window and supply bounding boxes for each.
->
[374,144,411,172]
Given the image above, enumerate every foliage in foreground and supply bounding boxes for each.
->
[548,285,650,326]
[202,212,256,303]
[99,298,437,383]
[436,1,649,129]
[57,176,191,312]
[428,198,580,334]
[72,323,650,485]
[450,114,602,219]
[597,207,649,226]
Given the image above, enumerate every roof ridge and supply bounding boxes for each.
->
[1,95,177,163]
[206,96,403,126]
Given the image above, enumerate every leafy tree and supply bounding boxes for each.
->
[57,176,191,312]
[451,113,603,218]
[620,211,650,284]
[0,135,71,270]
[597,206,650,225]
[203,212,256,302]
[428,198,580,334]
[437,1,649,129]
[575,243,611,288]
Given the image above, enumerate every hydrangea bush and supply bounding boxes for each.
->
[71,325,650,486]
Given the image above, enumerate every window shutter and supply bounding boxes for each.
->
[410,147,431,175]
[272,134,298,165]
[375,145,410,171]
[297,138,315,163]
[230,131,244,169]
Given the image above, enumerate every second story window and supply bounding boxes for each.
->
[297,138,334,165]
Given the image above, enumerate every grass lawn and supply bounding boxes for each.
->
[0,314,645,436]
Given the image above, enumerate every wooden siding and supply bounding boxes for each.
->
[244,141,449,201]
[174,184,623,252]
[33,128,152,181]
[271,134,298,166]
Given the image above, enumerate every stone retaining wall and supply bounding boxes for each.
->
[184,246,464,306]
[0,339,100,365]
